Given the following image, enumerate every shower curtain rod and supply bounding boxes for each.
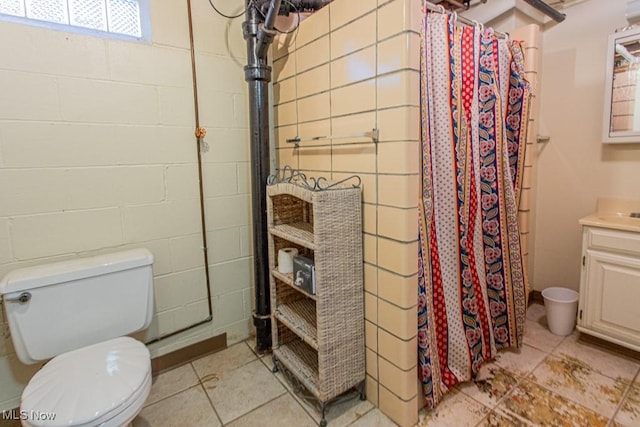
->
[424,1,508,39]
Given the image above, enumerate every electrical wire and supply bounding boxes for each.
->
[208,0,250,19]
[274,0,301,34]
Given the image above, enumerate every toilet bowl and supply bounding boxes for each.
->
[21,338,151,427]
[0,249,155,427]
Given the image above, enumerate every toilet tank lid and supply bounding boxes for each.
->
[0,249,153,295]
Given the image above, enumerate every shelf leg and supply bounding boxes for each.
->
[271,354,279,373]
[320,402,327,427]
[358,380,366,401]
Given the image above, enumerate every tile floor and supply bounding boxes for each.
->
[3,303,636,427]
[134,303,640,427]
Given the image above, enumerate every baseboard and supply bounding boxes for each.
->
[151,332,227,375]
[528,290,543,305]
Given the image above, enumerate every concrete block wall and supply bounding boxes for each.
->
[0,1,252,410]
[272,0,422,425]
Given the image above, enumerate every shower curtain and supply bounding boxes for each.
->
[417,10,531,409]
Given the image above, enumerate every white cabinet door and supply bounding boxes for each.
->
[582,249,640,349]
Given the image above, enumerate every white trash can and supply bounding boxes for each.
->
[541,287,579,336]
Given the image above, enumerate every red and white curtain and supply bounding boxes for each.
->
[417,9,531,408]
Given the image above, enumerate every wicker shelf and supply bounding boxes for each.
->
[270,222,315,250]
[274,299,318,349]
[271,269,317,301]
[267,181,364,412]
[273,341,319,397]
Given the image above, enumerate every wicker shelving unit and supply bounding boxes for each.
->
[267,181,365,426]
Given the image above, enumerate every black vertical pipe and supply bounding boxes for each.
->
[243,1,278,352]
[243,0,330,352]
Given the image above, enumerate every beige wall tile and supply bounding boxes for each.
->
[333,172,377,204]
[331,0,377,30]
[377,33,420,74]
[275,124,298,148]
[331,79,376,117]
[377,0,420,41]
[364,262,378,294]
[378,358,418,401]
[274,77,297,106]
[377,70,420,109]
[297,119,331,147]
[377,141,420,175]
[377,107,420,142]
[331,112,377,145]
[296,35,329,74]
[378,300,416,340]
[275,101,298,127]
[363,203,377,235]
[273,34,294,61]
[378,385,419,427]
[378,206,417,242]
[365,292,378,323]
[332,143,377,173]
[366,375,379,406]
[378,270,417,309]
[298,92,330,122]
[378,329,416,370]
[365,320,378,350]
[12,208,124,259]
[378,238,418,277]
[366,348,379,380]
[364,233,377,264]
[273,55,296,82]
[331,46,376,89]
[331,12,377,60]
[297,146,332,171]
[296,3,329,47]
[378,174,419,208]
[297,64,330,98]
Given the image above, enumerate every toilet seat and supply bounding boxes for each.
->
[21,337,151,427]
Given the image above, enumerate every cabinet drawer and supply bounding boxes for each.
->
[586,227,640,256]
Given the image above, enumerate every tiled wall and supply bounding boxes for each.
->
[272,2,543,424]
[0,2,252,410]
[510,24,542,288]
[272,0,422,425]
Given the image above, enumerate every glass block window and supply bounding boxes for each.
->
[0,0,146,39]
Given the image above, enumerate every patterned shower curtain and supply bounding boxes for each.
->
[417,9,531,409]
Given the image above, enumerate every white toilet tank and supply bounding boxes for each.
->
[0,249,154,365]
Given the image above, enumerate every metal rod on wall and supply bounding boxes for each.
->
[521,0,566,22]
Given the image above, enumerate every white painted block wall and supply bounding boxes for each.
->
[0,1,253,410]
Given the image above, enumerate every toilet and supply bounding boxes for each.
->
[0,249,155,427]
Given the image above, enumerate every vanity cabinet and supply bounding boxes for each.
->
[578,226,640,351]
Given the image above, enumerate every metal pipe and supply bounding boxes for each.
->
[521,0,566,22]
[256,0,282,59]
[244,0,275,353]
[243,0,328,353]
